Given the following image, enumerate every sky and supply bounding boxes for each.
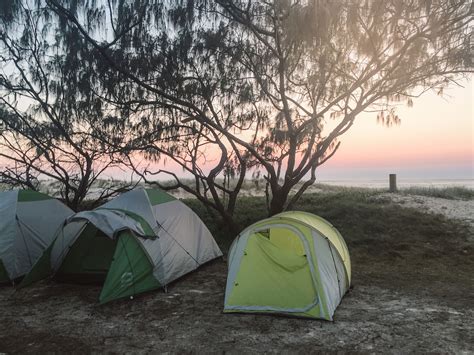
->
[2,79,472,184]
[315,80,473,181]
[102,79,473,183]
[146,80,473,182]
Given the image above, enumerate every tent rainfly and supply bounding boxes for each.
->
[0,189,73,284]
[224,211,351,321]
[21,188,222,303]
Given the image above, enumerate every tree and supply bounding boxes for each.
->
[44,0,260,230]
[0,3,134,210]
[16,0,474,223]
[215,0,473,214]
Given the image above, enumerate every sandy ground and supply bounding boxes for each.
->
[385,193,474,227]
[381,193,474,239]
[1,195,473,353]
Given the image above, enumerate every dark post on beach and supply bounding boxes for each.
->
[389,174,397,192]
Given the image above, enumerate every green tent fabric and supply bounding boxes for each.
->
[99,232,161,303]
[0,259,9,283]
[22,187,223,303]
[224,211,351,321]
[0,189,73,284]
[55,224,117,283]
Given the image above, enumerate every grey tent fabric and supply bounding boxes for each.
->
[100,188,159,233]
[0,191,19,280]
[0,190,73,282]
[147,199,222,285]
[22,187,222,303]
[69,210,151,238]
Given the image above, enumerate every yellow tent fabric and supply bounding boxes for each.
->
[273,211,351,283]
[224,211,351,320]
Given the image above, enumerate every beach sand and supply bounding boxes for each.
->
[0,192,472,353]
[381,193,474,240]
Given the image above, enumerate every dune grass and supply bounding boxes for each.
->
[400,186,474,200]
[185,189,471,252]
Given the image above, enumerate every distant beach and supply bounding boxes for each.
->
[316,178,474,189]
[2,177,472,201]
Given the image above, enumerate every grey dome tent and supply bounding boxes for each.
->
[21,188,223,303]
[0,189,73,284]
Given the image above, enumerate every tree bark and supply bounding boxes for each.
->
[268,186,290,216]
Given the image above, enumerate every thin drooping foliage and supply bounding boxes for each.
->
[214,0,473,213]
[0,3,135,209]
[1,0,472,225]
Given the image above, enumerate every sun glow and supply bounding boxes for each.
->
[317,81,473,180]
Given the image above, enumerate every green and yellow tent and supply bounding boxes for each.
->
[224,211,351,321]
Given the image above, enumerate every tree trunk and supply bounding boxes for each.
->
[268,188,288,216]
[220,210,239,235]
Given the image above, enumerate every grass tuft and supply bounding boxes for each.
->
[400,186,474,200]
[185,189,472,253]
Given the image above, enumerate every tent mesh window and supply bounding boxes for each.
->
[55,223,117,284]
[266,227,306,256]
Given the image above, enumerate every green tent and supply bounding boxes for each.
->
[224,211,351,321]
[22,188,222,303]
[0,189,73,284]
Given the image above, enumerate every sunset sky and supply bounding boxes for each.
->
[5,79,471,183]
[111,79,473,183]
[316,79,473,181]
[145,79,473,182]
